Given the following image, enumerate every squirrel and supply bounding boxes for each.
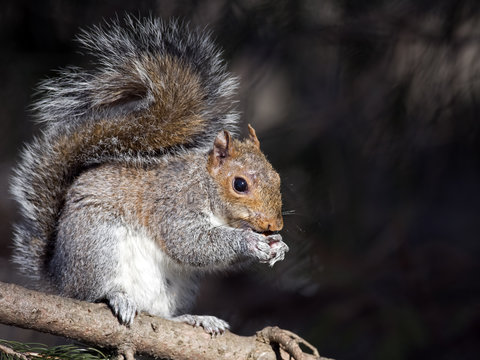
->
[10,16,288,335]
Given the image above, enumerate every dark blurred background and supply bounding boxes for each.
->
[1,1,479,359]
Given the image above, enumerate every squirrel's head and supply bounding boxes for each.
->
[207,125,283,234]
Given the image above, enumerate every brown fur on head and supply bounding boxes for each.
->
[207,125,283,233]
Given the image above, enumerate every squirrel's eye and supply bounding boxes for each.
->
[233,177,248,193]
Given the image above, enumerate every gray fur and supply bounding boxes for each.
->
[11,16,287,335]
[11,16,239,283]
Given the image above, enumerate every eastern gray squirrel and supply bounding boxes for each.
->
[11,16,288,335]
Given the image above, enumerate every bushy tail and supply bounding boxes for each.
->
[11,16,239,282]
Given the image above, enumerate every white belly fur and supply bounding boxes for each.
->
[113,225,195,317]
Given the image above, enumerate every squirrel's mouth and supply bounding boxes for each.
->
[252,229,274,236]
[248,226,274,237]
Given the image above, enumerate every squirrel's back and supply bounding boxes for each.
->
[11,16,239,282]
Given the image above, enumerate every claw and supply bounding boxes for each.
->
[173,315,230,336]
[107,291,137,326]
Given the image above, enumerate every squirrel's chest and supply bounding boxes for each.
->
[112,225,198,317]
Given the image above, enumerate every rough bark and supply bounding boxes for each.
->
[0,281,331,360]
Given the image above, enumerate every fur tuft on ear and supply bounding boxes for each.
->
[212,130,231,164]
[247,124,260,149]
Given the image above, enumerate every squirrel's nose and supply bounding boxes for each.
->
[267,216,283,232]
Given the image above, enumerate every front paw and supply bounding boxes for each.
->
[266,236,289,266]
[247,232,289,266]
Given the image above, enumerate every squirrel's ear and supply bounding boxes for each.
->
[212,130,231,164]
[247,124,260,149]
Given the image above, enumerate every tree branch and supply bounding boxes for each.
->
[0,282,331,360]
